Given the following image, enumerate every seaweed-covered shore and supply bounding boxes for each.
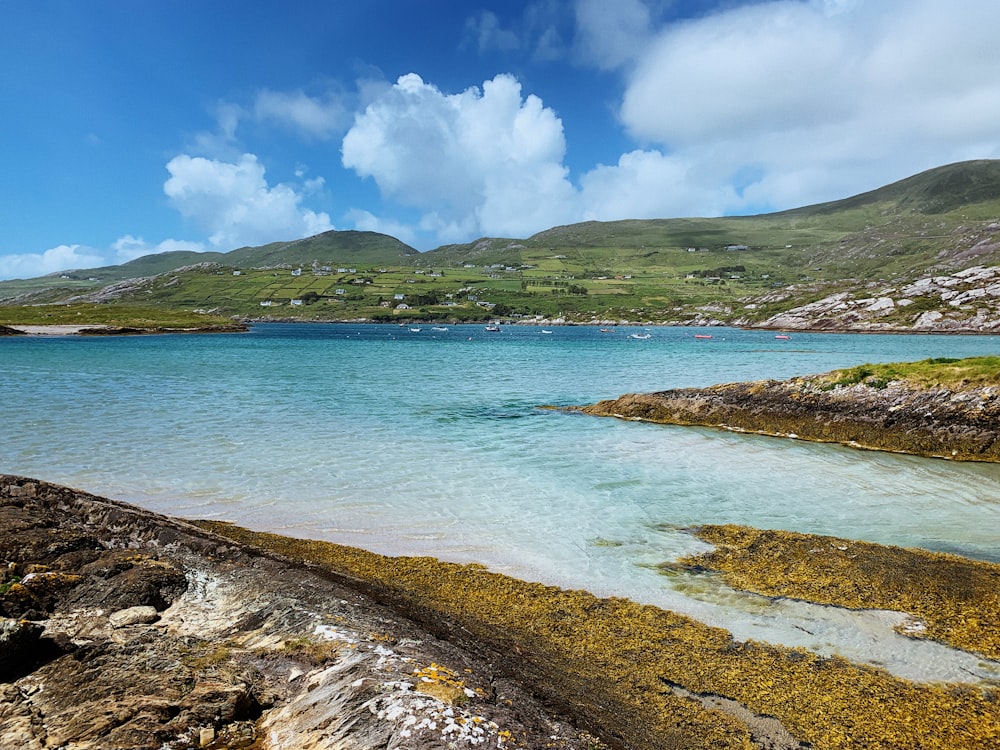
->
[2,476,999,749]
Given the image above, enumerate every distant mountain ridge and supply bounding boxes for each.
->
[48,230,419,284]
[21,159,1000,283]
[3,159,1000,333]
[775,159,1000,217]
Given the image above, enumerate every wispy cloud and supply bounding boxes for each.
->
[253,88,348,140]
[464,10,521,54]
[573,0,652,69]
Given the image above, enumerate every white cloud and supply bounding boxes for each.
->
[610,0,1000,212]
[0,244,107,281]
[579,150,740,220]
[163,153,334,249]
[341,73,577,243]
[254,88,347,139]
[345,209,419,247]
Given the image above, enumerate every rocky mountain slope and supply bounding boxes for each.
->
[741,262,1000,332]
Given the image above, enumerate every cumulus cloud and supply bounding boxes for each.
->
[163,153,334,249]
[0,244,107,281]
[342,73,577,242]
[611,0,1000,210]
[579,150,741,220]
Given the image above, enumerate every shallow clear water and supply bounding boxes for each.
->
[3,323,1000,682]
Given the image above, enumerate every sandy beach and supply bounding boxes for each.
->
[5,325,111,335]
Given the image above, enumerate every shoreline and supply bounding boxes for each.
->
[5,318,1000,337]
[0,323,248,336]
[3,476,1000,748]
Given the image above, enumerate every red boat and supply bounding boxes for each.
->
[694,334,713,339]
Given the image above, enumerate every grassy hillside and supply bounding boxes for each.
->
[3,160,1000,326]
[0,303,242,330]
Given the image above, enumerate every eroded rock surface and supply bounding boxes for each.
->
[0,476,604,750]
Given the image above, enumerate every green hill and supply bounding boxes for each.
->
[3,160,1000,329]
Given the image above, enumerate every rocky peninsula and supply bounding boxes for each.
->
[577,357,1000,462]
[3,475,1000,749]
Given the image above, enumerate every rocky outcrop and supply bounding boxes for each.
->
[579,376,1000,461]
[745,264,1000,332]
[0,476,602,750]
[4,476,1000,749]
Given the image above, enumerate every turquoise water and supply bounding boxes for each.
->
[3,323,1000,681]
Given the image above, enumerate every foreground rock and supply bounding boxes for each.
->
[0,476,602,750]
[3,476,1000,749]
[579,374,1000,461]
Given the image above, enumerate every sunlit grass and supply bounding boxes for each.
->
[820,356,1000,390]
[0,303,239,329]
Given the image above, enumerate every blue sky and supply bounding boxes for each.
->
[3,0,1000,280]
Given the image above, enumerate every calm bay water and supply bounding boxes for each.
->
[3,322,1000,682]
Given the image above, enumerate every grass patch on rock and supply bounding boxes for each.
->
[817,355,1000,391]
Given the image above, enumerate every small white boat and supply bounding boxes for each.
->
[540,329,554,334]
[485,324,501,332]
[628,333,652,340]
[409,327,422,332]
[432,326,449,331]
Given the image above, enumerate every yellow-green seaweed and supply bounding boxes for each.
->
[677,524,1000,661]
[195,520,1000,750]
